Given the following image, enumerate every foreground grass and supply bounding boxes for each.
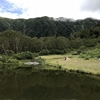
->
[41,55,100,74]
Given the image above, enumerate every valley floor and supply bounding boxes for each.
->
[41,55,100,75]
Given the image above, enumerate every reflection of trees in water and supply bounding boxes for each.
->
[0,69,100,100]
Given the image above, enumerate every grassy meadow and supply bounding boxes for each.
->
[41,54,100,74]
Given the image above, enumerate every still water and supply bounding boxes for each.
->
[0,66,100,100]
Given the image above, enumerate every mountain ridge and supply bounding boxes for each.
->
[0,16,100,38]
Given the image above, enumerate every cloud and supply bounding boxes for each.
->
[80,0,100,12]
[0,0,23,15]
[0,0,100,20]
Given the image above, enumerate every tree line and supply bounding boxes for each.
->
[0,28,100,55]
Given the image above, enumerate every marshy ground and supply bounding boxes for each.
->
[41,55,100,74]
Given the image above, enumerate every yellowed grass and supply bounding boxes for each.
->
[41,55,100,74]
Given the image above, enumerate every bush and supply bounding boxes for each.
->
[79,48,100,59]
[77,49,81,54]
[79,53,92,60]
[33,53,39,57]
[68,55,73,58]
[50,49,66,54]
[78,54,85,58]
[80,46,86,50]
[14,51,33,60]
[76,70,85,74]
[0,56,8,63]
[35,57,45,64]
[97,54,100,58]
[58,65,62,69]
[96,43,100,49]
[6,50,14,56]
[39,49,50,55]
[84,57,89,60]
[6,59,18,63]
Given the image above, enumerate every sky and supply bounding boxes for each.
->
[0,0,100,20]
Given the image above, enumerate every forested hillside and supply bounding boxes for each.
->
[0,16,100,55]
[0,16,100,38]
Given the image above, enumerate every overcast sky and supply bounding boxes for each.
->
[0,0,100,20]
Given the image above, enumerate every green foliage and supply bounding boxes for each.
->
[0,55,8,63]
[76,69,85,74]
[79,53,92,60]
[0,17,100,55]
[50,49,66,54]
[79,46,87,52]
[85,39,97,47]
[39,49,50,55]
[0,17,99,38]
[96,43,100,49]
[79,54,86,58]
[6,50,14,56]
[0,30,34,53]
[79,48,100,59]
[77,49,81,55]
[14,51,33,60]
[35,57,45,64]
[84,57,89,60]
[58,65,62,69]
[70,38,84,49]
[32,53,39,57]
[80,29,90,38]
[6,58,18,63]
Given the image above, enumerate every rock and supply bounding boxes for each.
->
[24,61,39,65]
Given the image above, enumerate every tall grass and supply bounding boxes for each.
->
[41,54,100,74]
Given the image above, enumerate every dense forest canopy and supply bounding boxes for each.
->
[0,16,100,38]
[0,16,100,55]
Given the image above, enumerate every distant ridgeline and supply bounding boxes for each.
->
[0,16,100,38]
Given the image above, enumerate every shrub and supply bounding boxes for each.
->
[79,48,100,59]
[97,54,100,58]
[84,57,89,60]
[50,49,66,54]
[0,61,3,64]
[80,46,86,50]
[0,56,8,63]
[58,65,62,69]
[33,53,39,57]
[6,50,14,56]
[77,49,81,54]
[72,52,77,55]
[68,55,73,58]
[6,59,18,63]
[39,49,50,55]
[14,51,33,60]
[79,54,85,58]
[76,70,85,74]
[35,57,45,64]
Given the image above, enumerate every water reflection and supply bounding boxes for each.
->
[0,67,100,100]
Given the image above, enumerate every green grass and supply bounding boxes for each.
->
[41,55,100,74]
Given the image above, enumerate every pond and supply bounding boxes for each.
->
[0,65,100,100]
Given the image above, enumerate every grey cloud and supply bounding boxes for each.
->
[80,0,100,12]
